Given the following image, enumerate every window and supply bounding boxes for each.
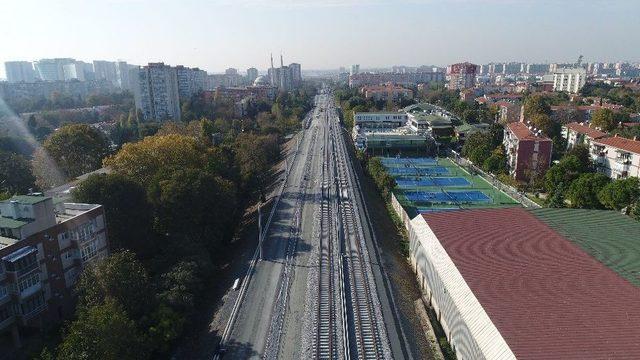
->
[18,272,40,293]
[20,293,45,316]
[81,240,98,262]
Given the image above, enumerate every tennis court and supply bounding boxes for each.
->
[387,166,450,176]
[405,190,491,204]
[395,177,470,188]
[380,157,438,166]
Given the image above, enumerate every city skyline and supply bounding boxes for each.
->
[3,0,640,78]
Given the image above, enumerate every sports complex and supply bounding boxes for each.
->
[380,157,519,214]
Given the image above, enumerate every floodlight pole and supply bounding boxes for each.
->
[258,202,263,261]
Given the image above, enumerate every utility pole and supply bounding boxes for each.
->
[258,202,263,261]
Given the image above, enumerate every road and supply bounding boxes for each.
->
[217,87,410,359]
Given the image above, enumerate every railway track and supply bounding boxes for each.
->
[312,94,390,360]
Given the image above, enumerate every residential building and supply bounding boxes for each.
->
[495,101,521,124]
[133,63,181,122]
[115,61,134,90]
[176,65,207,100]
[361,84,413,101]
[350,64,360,76]
[4,62,36,83]
[405,207,640,359]
[0,80,114,103]
[0,195,108,346]
[562,122,608,150]
[526,63,550,75]
[93,60,118,86]
[503,121,553,181]
[62,63,86,81]
[552,67,586,93]
[34,58,75,81]
[590,135,640,179]
[246,67,259,84]
[268,54,302,91]
[289,63,302,88]
[349,71,444,88]
[447,62,478,90]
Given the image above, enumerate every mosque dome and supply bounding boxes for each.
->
[253,75,270,87]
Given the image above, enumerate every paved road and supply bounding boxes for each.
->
[219,88,410,359]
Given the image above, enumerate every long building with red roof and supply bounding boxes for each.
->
[408,207,640,359]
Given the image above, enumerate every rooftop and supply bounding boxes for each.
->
[422,207,640,359]
[593,134,640,154]
[506,121,551,141]
[8,195,50,205]
[564,122,608,139]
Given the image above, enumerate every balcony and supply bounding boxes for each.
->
[615,157,632,165]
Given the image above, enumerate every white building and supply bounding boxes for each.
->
[4,61,36,83]
[93,60,118,86]
[350,64,360,76]
[34,58,75,81]
[590,135,640,179]
[246,67,259,84]
[133,63,181,122]
[561,122,608,150]
[62,63,86,81]
[353,112,408,129]
[553,67,586,93]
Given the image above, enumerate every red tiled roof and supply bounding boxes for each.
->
[564,122,608,139]
[506,122,550,141]
[423,208,640,360]
[594,135,640,154]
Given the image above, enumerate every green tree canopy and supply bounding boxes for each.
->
[544,155,583,196]
[523,94,551,118]
[43,124,110,178]
[591,108,617,132]
[598,177,640,211]
[72,174,154,257]
[77,251,153,320]
[0,151,35,194]
[57,300,149,360]
[565,144,593,173]
[566,173,610,209]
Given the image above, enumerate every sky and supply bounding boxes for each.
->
[2,0,640,77]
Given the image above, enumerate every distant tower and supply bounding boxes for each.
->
[270,53,274,70]
[280,54,284,67]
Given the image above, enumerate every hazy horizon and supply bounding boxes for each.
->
[3,0,640,78]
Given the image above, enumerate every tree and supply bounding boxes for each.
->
[72,174,154,257]
[483,148,507,174]
[0,151,36,194]
[598,177,640,211]
[566,144,593,172]
[158,261,203,312]
[544,155,583,197]
[234,133,280,190]
[566,173,610,209]
[103,134,206,187]
[523,94,551,118]
[57,300,149,360]
[530,113,553,136]
[77,251,153,320]
[148,168,237,250]
[43,124,110,178]
[591,108,617,132]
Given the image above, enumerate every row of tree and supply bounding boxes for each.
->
[37,85,316,358]
[544,144,640,217]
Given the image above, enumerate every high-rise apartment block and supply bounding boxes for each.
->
[176,65,207,100]
[133,63,182,122]
[268,54,302,91]
[552,67,586,93]
[93,60,118,87]
[246,67,259,84]
[34,58,75,81]
[0,195,108,346]
[447,62,478,90]
[4,62,36,83]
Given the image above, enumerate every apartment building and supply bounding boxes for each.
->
[348,71,444,88]
[361,84,413,101]
[590,135,640,179]
[562,122,608,150]
[133,63,181,122]
[447,62,478,90]
[0,195,108,346]
[353,112,408,129]
[503,122,553,181]
[4,62,36,83]
[553,67,587,93]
